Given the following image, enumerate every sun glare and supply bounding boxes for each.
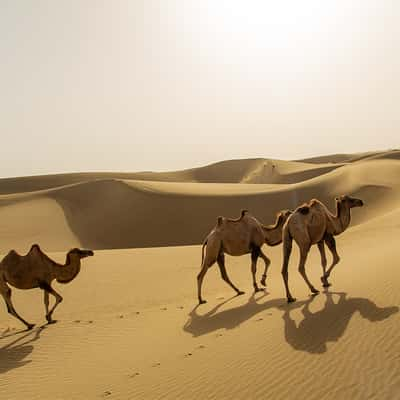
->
[182,1,371,85]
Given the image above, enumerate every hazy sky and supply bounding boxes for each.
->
[1,1,399,177]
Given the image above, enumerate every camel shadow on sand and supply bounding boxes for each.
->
[184,291,399,354]
[184,292,308,337]
[283,291,399,354]
[0,327,43,374]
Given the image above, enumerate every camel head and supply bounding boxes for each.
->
[335,195,364,209]
[68,248,94,259]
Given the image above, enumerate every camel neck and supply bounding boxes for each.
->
[333,201,351,235]
[55,255,81,283]
[262,216,284,246]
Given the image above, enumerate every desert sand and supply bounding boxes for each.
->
[0,150,399,399]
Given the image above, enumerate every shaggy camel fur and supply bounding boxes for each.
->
[197,209,292,304]
[0,244,94,329]
[281,195,364,303]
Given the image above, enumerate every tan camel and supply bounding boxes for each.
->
[281,195,364,303]
[197,209,292,304]
[0,244,94,329]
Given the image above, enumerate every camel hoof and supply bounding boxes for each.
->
[287,297,296,303]
[320,277,331,287]
[254,287,264,293]
[199,299,207,305]
[237,291,245,296]
[47,319,58,325]
[310,291,320,297]
[260,279,267,287]
[26,323,35,330]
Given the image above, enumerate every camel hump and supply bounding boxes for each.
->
[298,205,310,215]
[29,244,42,254]
[225,209,249,223]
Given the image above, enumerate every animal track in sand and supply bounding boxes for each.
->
[129,372,140,378]
[102,390,112,397]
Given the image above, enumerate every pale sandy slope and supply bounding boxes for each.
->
[0,151,399,399]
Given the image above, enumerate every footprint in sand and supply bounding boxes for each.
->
[152,362,161,367]
[118,315,124,319]
[88,320,94,324]
[184,352,193,358]
[177,306,184,309]
[216,333,223,338]
[160,307,167,311]
[256,318,263,322]
[74,320,81,323]
[135,311,140,315]
[129,372,140,378]
[198,345,205,349]
[102,390,112,397]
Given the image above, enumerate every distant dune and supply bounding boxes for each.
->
[1,149,400,400]
[0,150,399,252]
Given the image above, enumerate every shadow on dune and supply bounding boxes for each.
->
[184,292,399,354]
[0,327,43,374]
[183,293,308,337]
[283,291,399,354]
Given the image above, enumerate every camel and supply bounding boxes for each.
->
[281,195,364,303]
[0,244,94,329]
[197,209,292,304]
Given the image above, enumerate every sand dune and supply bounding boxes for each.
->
[0,150,399,399]
[297,148,400,164]
[0,156,399,252]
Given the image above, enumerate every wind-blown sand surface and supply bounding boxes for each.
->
[0,150,399,399]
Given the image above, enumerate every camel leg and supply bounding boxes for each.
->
[217,252,244,296]
[44,290,50,317]
[0,279,35,330]
[298,245,319,295]
[251,247,263,293]
[197,255,216,305]
[317,241,328,286]
[259,249,271,287]
[40,282,63,324]
[322,234,340,286]
[282,231,296,303]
